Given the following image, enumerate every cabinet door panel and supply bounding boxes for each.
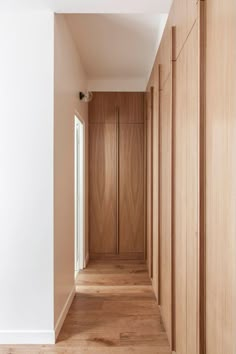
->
[119,124,144,253]
[174,21,199,354]
[89,92,117,123]
[146,89,153,276]
[175,35,187,354]
[206,0,236,352]
[152,72,160,300]
[172,0,198,59]
[160,75,172,345]
[158,22,172,89]
[89,123,117,253]
[186,22,199,354]
[118,93,144,123]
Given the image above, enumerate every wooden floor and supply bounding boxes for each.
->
[0,260,171,354]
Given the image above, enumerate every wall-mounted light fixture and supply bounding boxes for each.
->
[79,91,93,102]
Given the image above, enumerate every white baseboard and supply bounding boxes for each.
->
[0,287,75,345]
[54,286,75,340]
[0,330,55,344]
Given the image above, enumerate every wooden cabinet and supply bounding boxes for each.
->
[119,124,144,254]
[146,55,160,298]
[89,92,145,259]
[174,20,199,354]
[174,36,187,354]
[159,75,172,345]
[146,88,153,277]
[152,82,160,301]
[171,0,198,59]
[205,0,236,353]
[158,22,172,89]
[146,0,236,352]
[89,123,117,254]
[117,92,144,123]
[186,21,199,354]
[146,2,201,352]
[89,92,117,123]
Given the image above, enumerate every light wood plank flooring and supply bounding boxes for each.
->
[0,260,171,354]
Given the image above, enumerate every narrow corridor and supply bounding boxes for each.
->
[1,261,170,353]
[57,260,171,353]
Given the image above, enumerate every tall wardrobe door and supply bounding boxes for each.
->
[186,21,199,354]
[175,35,188,354]
[206,0,236,353]
[89,92,117,123]
[117,92,144,123]
[159,75,172,345]
[89,123,117,254]
[146,89,153,277]
[119,124,144,254]
[174,20,199,354]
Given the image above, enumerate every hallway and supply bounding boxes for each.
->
[58,260,171,353]
[0,261,171,354]
[0,0,235,352]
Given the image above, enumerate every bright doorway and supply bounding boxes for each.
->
[74,115,85,277]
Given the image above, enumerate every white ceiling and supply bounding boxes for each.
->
[1,0,172,90]
[0,0,172,13]
[65,14,167,87]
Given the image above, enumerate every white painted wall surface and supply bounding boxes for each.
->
[87,77,147,92]
[0,12,54,343]
[54,14,88,333]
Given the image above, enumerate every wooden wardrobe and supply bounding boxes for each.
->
[89,92,145,260]
[146,0,201,352]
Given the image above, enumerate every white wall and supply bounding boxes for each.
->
[0,12,54,343]
[0,11,88,344]
[54,14,88,334]
[87,77,147,92]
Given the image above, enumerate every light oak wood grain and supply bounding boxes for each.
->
[145,0,236,353]
[89,123,117,254]
[119,124,144,253]
[89,92,117,123]
[186,21,199,354]
[89,92,145,259]
[171,0,198,60]
[147,2,202,353]
[199,3,206,353]
[146,88,153,278]
[158,22,172,89]
[205,0,236,352]
[159,75,172,346]
[90,252,144,261]
[144,94,147,262]
[89,92,144,124]
[117,92,144,123]
[174,20,200,354]
[174,27,187,354]
[146,70,156,281]
[150,88,154,279]
[152,66,160,302]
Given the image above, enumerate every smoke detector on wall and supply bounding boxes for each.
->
[79,91,93,102]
